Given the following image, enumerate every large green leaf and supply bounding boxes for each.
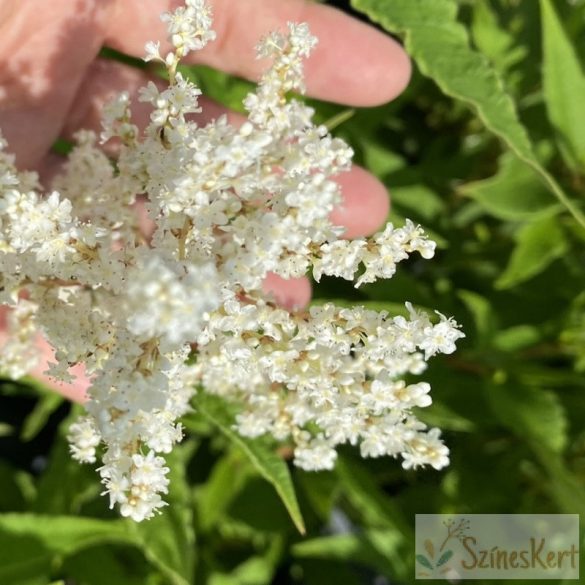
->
[292,533,393,575]
[487,383,568,454]
[337,457,410,580]
[541,0,585,171]
[63,545,156,585]
[0,460,33,512]
[533,446,585,519]
[459,152,558,221]
[495,214,568,289]
[191,393,305,534]
[416,400,475,433]
[207,536,283,585]
[196,450,251,532]
[337,457,411,535]
[351,0,585,228]
[21,392,64,442]
[0,514,134,585]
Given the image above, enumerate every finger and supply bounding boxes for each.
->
[0,0,114,168]
[63,58,389,235]
[53,61,386,285]
[262,273,312,310]
[105,0,411,107]
[330,165,390,239]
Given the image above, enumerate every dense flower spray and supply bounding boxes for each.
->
[0,0,464,521]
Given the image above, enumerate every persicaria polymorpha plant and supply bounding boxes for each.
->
[0,0,464,521]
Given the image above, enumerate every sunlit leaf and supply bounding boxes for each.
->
[459,152,558,221]
[351,0,585,228]
[496,214,568,289]
[541,0,585,171]
[487,383,568,453]
[192,393,305,534]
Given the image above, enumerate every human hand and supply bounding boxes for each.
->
[0,0,411,401]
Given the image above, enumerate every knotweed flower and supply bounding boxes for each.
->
[0,0,464,521]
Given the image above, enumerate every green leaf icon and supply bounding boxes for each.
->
[437,550,454,567]
[416,554,434,571]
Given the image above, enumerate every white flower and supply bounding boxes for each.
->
[68,417,101,464]
[0,0,464,522]
[294,436,337,471]
[144,41,162,63]
[126,256,219,350]
[402,428,450,471]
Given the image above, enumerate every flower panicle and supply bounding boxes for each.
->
[0,0,463,522]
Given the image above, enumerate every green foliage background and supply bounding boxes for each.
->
[1,0,585,583]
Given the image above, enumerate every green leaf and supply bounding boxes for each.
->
[390,184,446,222]
[533,446,585,519]
[192,392,305,534]
[34,410,100,515]
[471,0,524,75]
[487,383,568,453]
[337,458,409,534]
[292,533,393,575]
[417,401,475,433]
[493,325,541,352]
[295,469,338,521]
[50,138,74,157]
[207,536,283,585]
[337,457,410,580]
[495,214,568,289]
[63,545,156,585]
[196,450,251,532]
[541,0,585,171]
[0,514,135,584]
[459,152,558,221]
[351,0,585,229]
[0,422,13,437]
[457,290,497,347]
[21,392,63,442]
[0,460,34,512]
[360,139,406,177]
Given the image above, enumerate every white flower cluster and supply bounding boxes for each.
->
[198,299,462,473]
[0,0,464,521]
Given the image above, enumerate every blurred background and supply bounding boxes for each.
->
[1,0,585,583]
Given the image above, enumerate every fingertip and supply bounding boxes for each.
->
[374,38,412,105]
[262,273,312,310]
[303,6,412,106]
[330,166,390,239]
